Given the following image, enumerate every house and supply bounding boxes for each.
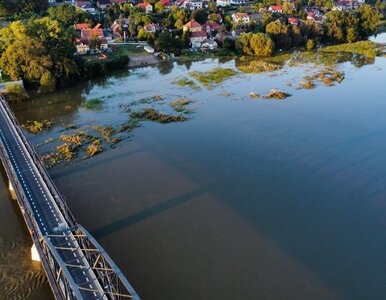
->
[183,0,203,10]
[288,17,299,25]
[202,22,220,33]
[183,20,202,32]
[258,7,267,13]
[75,23,92,33]
[232,13,250,25]
[268,5,283,13]
[216,0,230,6]
[249,13,264,22]
[75,1,92,7]
[76,26,108,54]
[144,23,159,33]
[97,0,112,9]
[190,31,207,48]
[201,39,218,50]
[230,0,247,5]
[110,0,127,3]
[138,2,153,13]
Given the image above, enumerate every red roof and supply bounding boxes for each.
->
[191,31,207,38]
[202,22,220,31]
[138,2,151,7]
[160,0,170,5]
[76,1,91,6]
[184,20,202,29]
[288,17,299,23]
[75,23,92,30]
[270,5,282,10]
[234,13,248,18]
[81,28,105,39]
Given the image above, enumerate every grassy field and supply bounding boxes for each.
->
[82,44,148,62]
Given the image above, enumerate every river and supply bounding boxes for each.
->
[1,34,386,300]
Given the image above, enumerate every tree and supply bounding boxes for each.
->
[357,4,380,38]
[237,32,275,56]
[0,37,52,86]
[266,21,291,50]
[306,39,315,50]
[192,8,208,24]
[89,33,101,51]
[155,2,165,13]
[155,32,174,52]
[48,3,78,26]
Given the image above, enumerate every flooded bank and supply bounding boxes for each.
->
[1,37,386,299]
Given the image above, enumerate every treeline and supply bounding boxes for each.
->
[234,4,381,56]
[0,0,48,19]
[0,4,128,93]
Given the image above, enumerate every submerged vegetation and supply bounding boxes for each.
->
[237,59,282,74]
[130,108,188,123]
[189,68,237,89]
[22,120,52,134]
[249,89,291,100]
[81,98,104,111]
[320,41,382,59]
[173,77,201,90]
[304,69,345,87]
[170,99,193,113]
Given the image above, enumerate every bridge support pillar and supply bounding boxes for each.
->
[8,180,16,200]
[31,244,41,262]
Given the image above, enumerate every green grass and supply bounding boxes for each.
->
[320,41,380,58]
[82,44,148,62]
[189,68,237,89]
[81,98,104,111]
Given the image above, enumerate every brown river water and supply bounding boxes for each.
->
[1,35,386,300]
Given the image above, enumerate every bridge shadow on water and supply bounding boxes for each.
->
[91,185,213,240]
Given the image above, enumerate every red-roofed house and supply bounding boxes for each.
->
[202,22,220,33]
[190,31,207,48]
[232,13,250,25]
[183,20,202,32]
[75,1,91,7]
[138,2,153,13]
[288,17,299,25]
[75,23,92,32]
[77,27,108,54]
[268,5,283,13]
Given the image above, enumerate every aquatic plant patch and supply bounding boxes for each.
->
[189,68,237,89]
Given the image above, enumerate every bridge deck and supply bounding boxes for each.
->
[0,97,127,299]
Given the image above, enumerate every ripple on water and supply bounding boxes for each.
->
[0,239,47,300]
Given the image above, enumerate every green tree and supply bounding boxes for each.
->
[155,2,165,13]
[0,37,52,85]
[306,39,315,50]
[192,8,208,24]
[266,21,291,49]
[237,32,275,56]
[357,4,380,38]
[48,3,78,26]
[89,33,101,51]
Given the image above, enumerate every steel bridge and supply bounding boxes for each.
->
[0,94,140,300]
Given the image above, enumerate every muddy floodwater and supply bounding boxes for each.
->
[1,35,386,300]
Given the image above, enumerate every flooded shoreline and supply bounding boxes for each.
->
[1,34,386,299]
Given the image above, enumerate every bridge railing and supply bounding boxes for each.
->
[0,94,77,226]
[0,104,66,298]
[46,225,140,300]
